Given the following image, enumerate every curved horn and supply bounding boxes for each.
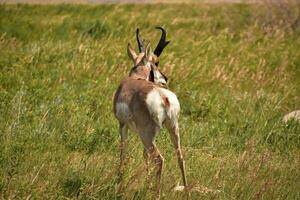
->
[154,27,170,57]
[136,28,145,53]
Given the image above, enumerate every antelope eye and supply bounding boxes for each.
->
[155,61,159,66]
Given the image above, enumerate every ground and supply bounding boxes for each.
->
[0,2,300,199]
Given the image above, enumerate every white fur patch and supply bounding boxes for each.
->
[146,88,180,128]
[115,102,131,122]
[158,88,180,113]
[159,88,180,128]
[116,102,138,131]
[154,70,167,85]
[146,90,166,127]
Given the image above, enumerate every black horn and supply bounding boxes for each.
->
[153,27,170,57]
[136,28,145,53]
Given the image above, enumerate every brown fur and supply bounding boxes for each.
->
[113,43,187,198]
[113,77,155,119]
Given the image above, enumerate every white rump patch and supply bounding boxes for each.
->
[158,88,180,128]
[146,90,166,127]
[158,88,180,113]
[146,88,180,128]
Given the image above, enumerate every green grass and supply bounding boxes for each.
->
[1,3,300,199]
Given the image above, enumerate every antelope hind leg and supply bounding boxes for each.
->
[168,123,187,190]
[117,123,128,192]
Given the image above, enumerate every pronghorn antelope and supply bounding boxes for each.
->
[113,27,187,197]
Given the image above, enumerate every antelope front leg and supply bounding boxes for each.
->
[169,125,187,189]
[118,123,128,189]
[143,148,150,181]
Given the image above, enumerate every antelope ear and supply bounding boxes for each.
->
[145,43,152,59]
[135,52,145,65]
[127,43,137,62]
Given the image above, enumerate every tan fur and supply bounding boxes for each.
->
[113,43,187,199]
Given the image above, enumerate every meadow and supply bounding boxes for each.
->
[0,2,300,199]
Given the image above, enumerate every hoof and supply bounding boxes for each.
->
[172,183,186,192]
[173,185,185,191]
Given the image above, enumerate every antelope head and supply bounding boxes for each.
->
[127,27,170,87]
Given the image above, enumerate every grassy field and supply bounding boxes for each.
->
[1,3,300,199]
[0,0,259,4]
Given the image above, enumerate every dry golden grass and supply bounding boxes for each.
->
[0,2,299,199]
